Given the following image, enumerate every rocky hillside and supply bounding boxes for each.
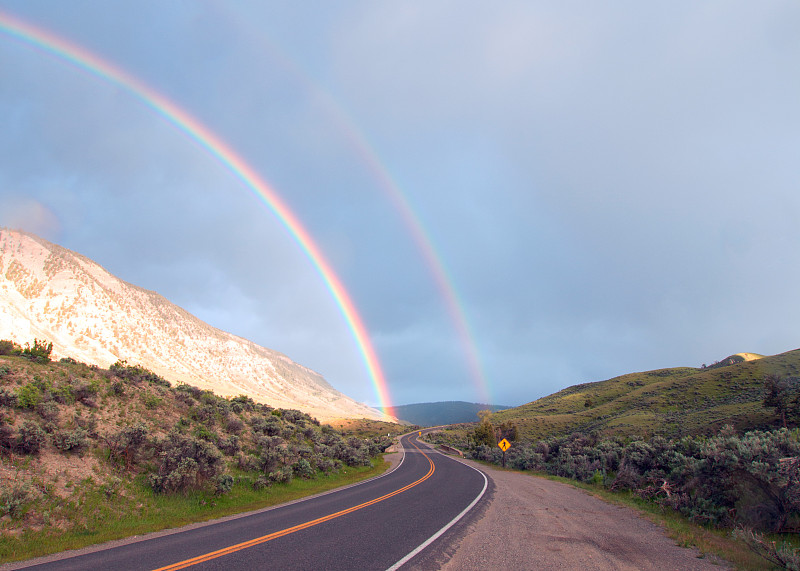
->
[0,229,386,421]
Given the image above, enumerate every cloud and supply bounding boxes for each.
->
[0,197,61,240]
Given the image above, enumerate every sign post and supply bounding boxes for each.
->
[498,438,511,468]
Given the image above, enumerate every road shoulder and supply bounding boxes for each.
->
[433,458,731,571]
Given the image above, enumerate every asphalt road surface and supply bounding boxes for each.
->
[9,433,488,571]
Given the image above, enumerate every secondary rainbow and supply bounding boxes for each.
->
[220,14,492,404]
[0,9,394,412]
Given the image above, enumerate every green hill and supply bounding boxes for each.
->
[487,348,800,440]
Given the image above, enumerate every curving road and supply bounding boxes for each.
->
[13,432,487,571]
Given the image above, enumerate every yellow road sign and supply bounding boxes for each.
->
[498,438,511,451]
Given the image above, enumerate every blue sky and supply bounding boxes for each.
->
[1,1,798,407]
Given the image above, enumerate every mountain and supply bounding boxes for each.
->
[0,228,388,421]
[386,401,510,426]
[486,348,800,440]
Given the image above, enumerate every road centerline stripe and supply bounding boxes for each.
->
[153,436,434,571]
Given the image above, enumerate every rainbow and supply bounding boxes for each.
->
[218,14,492,404]
[0,9,394,413]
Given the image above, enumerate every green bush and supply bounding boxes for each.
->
[21,339,53,363]
[16,383,43,409]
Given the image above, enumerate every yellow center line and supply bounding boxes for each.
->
[153,438,434,571]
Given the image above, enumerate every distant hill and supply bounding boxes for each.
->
[386,401,511,426]
[486,348,800,440]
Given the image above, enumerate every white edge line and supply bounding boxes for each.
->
[384,447,488,571]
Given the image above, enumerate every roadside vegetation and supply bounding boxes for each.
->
[425,352,800,570]
[0,339,397,564]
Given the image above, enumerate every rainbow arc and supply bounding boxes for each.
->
[0,9,393,412]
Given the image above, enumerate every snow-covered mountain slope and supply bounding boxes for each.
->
[0,228,388,421]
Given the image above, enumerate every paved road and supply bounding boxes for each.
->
[10,433,487,571]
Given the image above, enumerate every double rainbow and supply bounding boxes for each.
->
[0,10,393,412]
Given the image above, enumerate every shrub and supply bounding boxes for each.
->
[225,416,245,434]
[0,340,20,356]
[16,420,47,454]
[0,364,10,378]
[0,388,18,407]
[21,339,53,363]
[149,432,224,494]
[215,474,234,495]
[71,379,99,406]
[236,453,259,472]
[293,458,315,479]
[36,401,60,423]
[150,457,198,494]
[218,435,240,456]
[52,427,89,453]
[733,527,800,570]
[252,475,271,490]
[110,360,170,388]
[108,381,126,396]
[0,424,14,455]
[16,383,42,409]
[268,466,293,485]
[0,482,32,518]
[105,423,150,468]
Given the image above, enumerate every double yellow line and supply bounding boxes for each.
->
[154,438,434,570]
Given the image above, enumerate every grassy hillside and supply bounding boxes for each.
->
[385,401,510,426]
[0,346,406,563]
[488,348,800,440]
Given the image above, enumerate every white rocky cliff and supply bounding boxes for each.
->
[0,228,389,421]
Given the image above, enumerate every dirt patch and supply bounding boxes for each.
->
[439,460,731,571]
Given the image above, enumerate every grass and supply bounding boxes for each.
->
[0,456,390,564]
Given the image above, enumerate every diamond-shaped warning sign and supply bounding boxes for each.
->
[498,438,511,451]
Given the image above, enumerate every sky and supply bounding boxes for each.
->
[1,1,798,408]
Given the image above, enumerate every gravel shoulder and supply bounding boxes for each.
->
[436,458,731,571]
